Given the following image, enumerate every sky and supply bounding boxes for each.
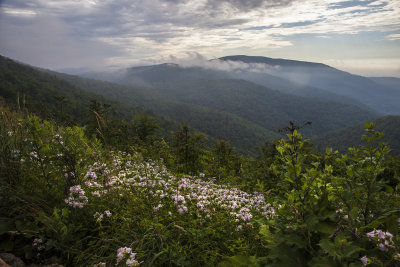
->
[0,0,399,77]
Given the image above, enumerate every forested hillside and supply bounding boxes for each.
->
[48,70,282,155]
[134,77,378,135]
[1,105,399,266]
[312,115,400,154]
[220,56,400,115]
[79,61,379,136]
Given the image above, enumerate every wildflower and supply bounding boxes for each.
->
[94,262,106,267]
[336,209,343,213]
[360,256,368,266]
[116,247,139,266]
[376,229,385,240]
[92,191,101,197]
[32,238,45,251]
[378,243,388,251]
[33,238,42,246]
[367,230,375,238]
[105,210,112,217]
[94,212,104,222]
[126,253,140,267]
[65,185,88,208]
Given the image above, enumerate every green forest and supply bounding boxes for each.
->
[1,55,400,266]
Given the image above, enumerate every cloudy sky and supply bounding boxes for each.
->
[0,0,399,76]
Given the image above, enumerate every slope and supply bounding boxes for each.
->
[220,55,400,115]
[48,68,282,154]
[312,116,400,155]
[0,55,142,125]
[105,63,379,136]
[146,78,379,135]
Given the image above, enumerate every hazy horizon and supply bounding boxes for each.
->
[1,0,399,77]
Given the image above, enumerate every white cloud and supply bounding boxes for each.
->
[386,33,400,40]
[2,7,37,16]
[0,0,399,72]
[322,58,400,77]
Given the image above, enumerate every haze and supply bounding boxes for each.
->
[0,0,399,77]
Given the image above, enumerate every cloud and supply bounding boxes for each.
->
[0,14,122,69]
[205,0,295,11]
[164,52,279,74]
[322,58,400,77]
[2,7,37,16]
[0,0,399,71]
[386,33,400,40]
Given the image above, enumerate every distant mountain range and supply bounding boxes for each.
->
[1,54,399,154]
[82,55,400,115]
[76,57,381,142]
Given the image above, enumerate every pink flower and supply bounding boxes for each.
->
[360,256,368,266]
[378,243,388,252]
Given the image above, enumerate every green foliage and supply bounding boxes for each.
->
[1,104,399,266]
[255,122,400,266]
[313,115,400,155]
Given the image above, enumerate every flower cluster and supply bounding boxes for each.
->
[65,185,88,208]
[116,247,139,266]
[32,238,45,257]
[78,152,276,231]
[367,229,395,252]
[360,255,368,266]
[93,210,112,222]
[32,238,45,251]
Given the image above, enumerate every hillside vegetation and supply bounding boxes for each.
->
[312,115,400,154]
[1,105,399,266]
[80,61,379,137]
[220,56,400,115]
[1,55,400,267]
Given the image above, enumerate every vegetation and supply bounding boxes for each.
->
[1,54,400,266]
[312,115,400,155]
[1,100,399,266]
[49,58,381,153]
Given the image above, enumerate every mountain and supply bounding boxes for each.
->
[225,67,371,109]
[0,55,135,123]
[45,68,282,154]
[312,116,400,155]
[95,62,379,135]
[56,62,382,152]
[368,77,400,92]
[0,55,181,139]
[2,54,395,155]
[0,55,283,154]
[220,55,400,115]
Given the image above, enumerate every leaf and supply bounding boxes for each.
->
[218,254,259,267]
[308,256,337,267]
[326,147,333,155]
[284,233,306,248]
[349,261,365,267]
[62,208,69,218]
[316,222,336,235]
[305,214,319,229]
[318,239,336,256]
[349,207,359,220]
